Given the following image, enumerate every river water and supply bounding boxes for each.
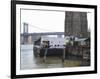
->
[21,44,89,70]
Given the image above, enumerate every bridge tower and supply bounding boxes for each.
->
[23,23,29,44]
[65,11,88,38]
[23,22,28,34]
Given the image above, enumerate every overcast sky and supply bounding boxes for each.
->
[21,9,91,33]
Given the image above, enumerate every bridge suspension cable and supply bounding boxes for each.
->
[27,23,56,32]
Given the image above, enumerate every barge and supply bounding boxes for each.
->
[33,37,65,58]
[33,36,90,61]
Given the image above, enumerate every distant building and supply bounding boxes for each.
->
[65,11,88,38]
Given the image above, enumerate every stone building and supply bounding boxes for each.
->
[65,11,88,38]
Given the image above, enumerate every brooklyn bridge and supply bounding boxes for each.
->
[21,11,89,44]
